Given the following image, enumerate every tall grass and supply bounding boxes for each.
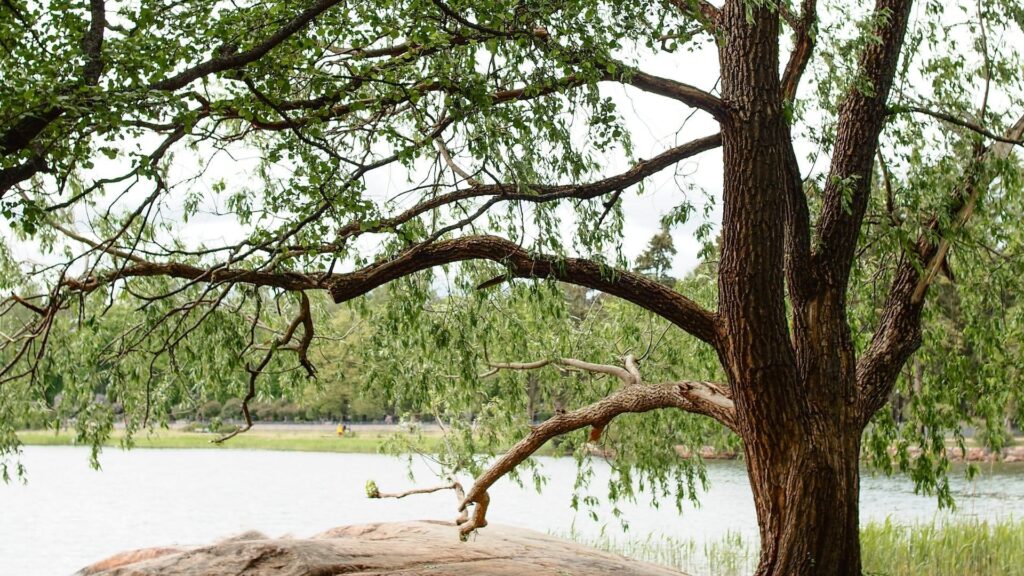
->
[861,518,1024,576]
[567,518,1024,576]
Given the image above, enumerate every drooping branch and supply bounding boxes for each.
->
[213,292,316,443]
[455,380,735,538]
[856,115,1024,421]
[894,105,1024,146]
[328,236,719,345]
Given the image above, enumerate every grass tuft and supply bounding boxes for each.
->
[568,518,1024,576]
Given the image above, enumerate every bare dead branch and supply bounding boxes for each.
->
[454,380,734,538]
[435,137,481,186]
[366,481,462,499]
[485,356,634,384]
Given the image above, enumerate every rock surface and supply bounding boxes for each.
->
[76,520,687,576]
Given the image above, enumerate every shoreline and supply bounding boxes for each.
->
[16,427,1024,468]
[15,426,444,454]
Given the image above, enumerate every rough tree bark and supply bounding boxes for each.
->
[713,1,911,574]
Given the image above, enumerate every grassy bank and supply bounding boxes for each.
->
[16,428,445,454]
[571,518,1024,576]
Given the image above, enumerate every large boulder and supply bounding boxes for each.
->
[76,520,686,576]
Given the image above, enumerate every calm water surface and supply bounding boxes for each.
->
[1,446,1022,575]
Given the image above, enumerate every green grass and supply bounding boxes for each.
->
[860,518,1024,576]
[16,428,446,454]
[569,518,1024,576]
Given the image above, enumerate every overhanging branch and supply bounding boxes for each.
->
[304,133,721,254]
[328,235,719,346]
[455,380,734,538]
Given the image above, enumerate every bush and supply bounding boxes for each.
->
[220,398,243,420]
[199,400,222,420]
[210,420,239,434]
[249,401,271,421]
[275,402,302,422]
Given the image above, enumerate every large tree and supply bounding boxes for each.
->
[2,1,1023,574]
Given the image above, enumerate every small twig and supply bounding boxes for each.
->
[898,106,1024,146]
[366,480,462,499]
[435,137,481,186]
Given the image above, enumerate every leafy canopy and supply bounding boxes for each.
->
[0,0,1022,514]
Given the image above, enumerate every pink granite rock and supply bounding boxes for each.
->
[76,520,687,576]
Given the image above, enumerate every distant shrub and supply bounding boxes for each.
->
[211,420,239,434]
[276,402,302,422]
[220,398,243,420]
[199,400,222,420]
[249,401,271,421]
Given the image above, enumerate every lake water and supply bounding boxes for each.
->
[1,446,1022,575]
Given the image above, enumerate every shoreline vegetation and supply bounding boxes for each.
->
[15,426,446,455]
[16,425,1024,464]
[570,518,1024,576]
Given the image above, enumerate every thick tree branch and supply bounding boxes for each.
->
[813,0,914,288]
[616,66,727,121]
[304,133,720,254]
[328,236,719,345]
[81,0,106,84]
[63,260,334,295]
[856,115,1024,420]
[148,0,343,91]
[780,0,817,102]
[0,155,48,196]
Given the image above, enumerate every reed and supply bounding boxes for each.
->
[567,517,1024,576]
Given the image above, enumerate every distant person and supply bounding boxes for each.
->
[384,414,393,425]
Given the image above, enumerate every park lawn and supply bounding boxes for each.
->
[16,428,446,454]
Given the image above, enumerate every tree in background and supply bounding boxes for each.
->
[634,225,678,285]
[1,1,1023,574]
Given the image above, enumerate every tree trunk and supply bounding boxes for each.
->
[744,412,863,576]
